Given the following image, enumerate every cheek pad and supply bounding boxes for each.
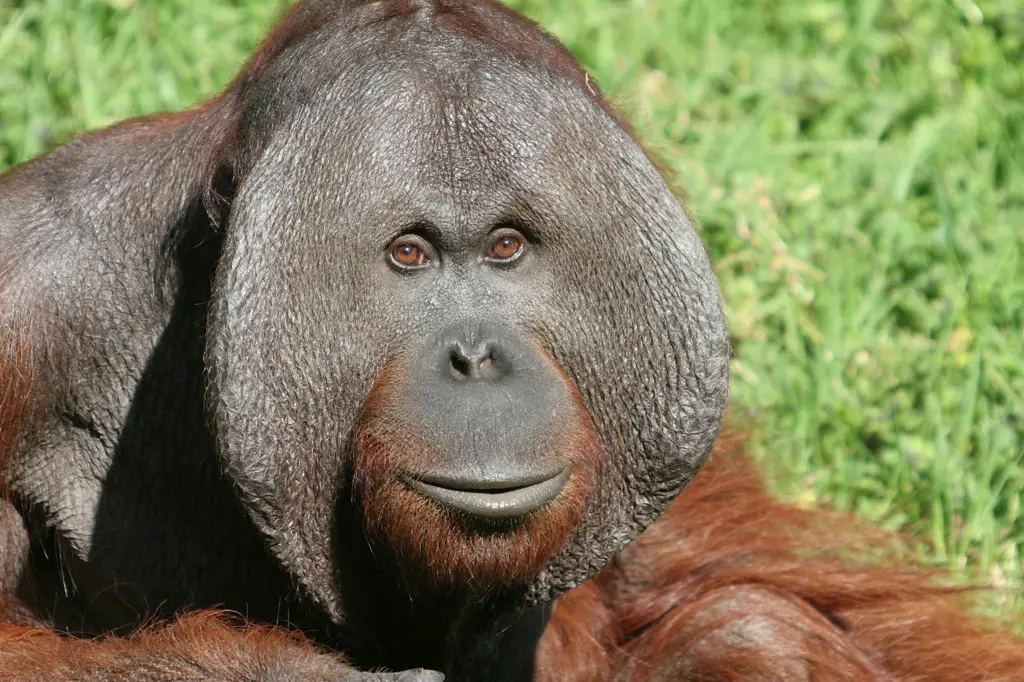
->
[206,187,386,619]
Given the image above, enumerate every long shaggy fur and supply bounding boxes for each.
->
[536,429,1024,681]
[0,611,352,682]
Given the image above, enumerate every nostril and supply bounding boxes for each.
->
[478,344,498,372]
[449,348,473,378]
[446,343,504,380]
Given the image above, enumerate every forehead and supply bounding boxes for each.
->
[241,25,641,227]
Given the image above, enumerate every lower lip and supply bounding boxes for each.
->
[405,469,570,519]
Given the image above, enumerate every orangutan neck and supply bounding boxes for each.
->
[335,574,551,682]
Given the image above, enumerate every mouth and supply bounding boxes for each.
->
[405,469,570,519]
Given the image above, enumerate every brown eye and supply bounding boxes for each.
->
[487,231,525,262]
[388,236,432,270]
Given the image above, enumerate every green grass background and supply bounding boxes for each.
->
[2,0,1022,612]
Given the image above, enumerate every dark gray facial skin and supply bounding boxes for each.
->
[0,1,729,680]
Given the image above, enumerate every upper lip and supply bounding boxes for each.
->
[405,469,569,518]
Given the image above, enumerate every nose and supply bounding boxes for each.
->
[444,336,511,382]
[403,323,575,519]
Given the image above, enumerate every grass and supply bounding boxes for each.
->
[2,0,1022,613]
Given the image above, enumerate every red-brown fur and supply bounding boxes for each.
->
[353,358,602,593]
[0,611,352,682]
[536,430,1024,681]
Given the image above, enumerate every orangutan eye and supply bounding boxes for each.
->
[388,235,433,270]
[485,229,526,263]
